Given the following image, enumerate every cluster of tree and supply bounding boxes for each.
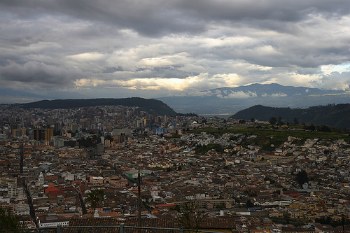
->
[315,216,349,227]
[0,208,25,233]
[246,199,255,208]
[295,170,309,188]
[268,117,334,132]
[195,143,224,154]
[78,135,101,148]
[86,189,105,210]
[268,116,285,126]
[303,124,332,132]
[175,201,206,233]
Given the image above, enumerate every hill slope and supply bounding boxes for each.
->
[232,104,350,129]
[18,97,177,116]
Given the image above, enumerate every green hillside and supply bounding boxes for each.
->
[232,104,350,129]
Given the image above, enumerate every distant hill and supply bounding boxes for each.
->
[232,104,350,129]
[17,97,177,116]
[201,83,344,98]
[159,83,350,115]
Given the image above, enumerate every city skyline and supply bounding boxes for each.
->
[1,0,350,103]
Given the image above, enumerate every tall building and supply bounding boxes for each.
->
[45,127,53,145]
[33,129,45,141]
[33,127,53,145]
[11,128,26,138]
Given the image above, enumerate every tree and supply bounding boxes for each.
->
[176,201,206,233]
[293,118,299,125]
[304,124,315,131]
[0,207,25,233]
[104,134,113,141]
[295,170,309,188]
[239,119,246,124]
[277,116,283,125]
[317,125,331,132]
[269,117,277,125]
[86,189,105,210]
[246,199,255,208]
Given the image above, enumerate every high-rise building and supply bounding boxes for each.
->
[33,127,53,145]
[45,127,53,145]
[11,128,26,138]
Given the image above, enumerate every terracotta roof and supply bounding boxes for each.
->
[61,216,240,232]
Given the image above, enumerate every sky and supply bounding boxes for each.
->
[1,0,350,103]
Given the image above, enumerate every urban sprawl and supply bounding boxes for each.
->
[1,105,350,232]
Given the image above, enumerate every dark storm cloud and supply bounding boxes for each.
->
[1,0,350,101]
[175,0,350,21]
[0,61,77,88]
[1,0,350,36]
[0,0,204,36]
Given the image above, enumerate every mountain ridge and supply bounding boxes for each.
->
[201,83,345,98]
[17,97,177,116]
[159,83,350,115]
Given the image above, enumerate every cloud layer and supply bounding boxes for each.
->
[1,0,350,101]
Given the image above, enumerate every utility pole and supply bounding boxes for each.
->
[137,169,142,232]
[19,142,38,228]
[73,185,87,215]
[19,143,24,174]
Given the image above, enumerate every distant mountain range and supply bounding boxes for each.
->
[6,83,350,116]
[17,98,177,116]
[201,83,345,97]
[232,104,350,129]
[159,83,350,115]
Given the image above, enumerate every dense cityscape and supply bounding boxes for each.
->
[1,104,350,232]
[3,0,350,232]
